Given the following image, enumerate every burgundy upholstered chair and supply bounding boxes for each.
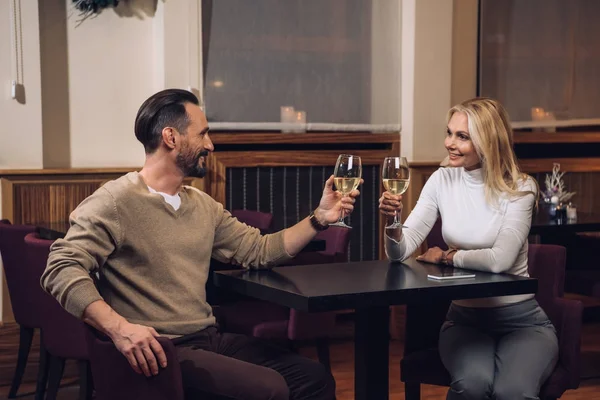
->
[85,327,184,400]
[231,209,274,232]
[400,242,583,400]
[0,221,46,399]
[24,232,93,400]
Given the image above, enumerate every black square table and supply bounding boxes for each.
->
[213,258,538,400]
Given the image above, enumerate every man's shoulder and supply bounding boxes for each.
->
[100,172,143,198]
[72,173,140,214]
[183,185,224,216]
[184,185,215,201]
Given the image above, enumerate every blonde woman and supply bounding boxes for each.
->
[380,98,558,400]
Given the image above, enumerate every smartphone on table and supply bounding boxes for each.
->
[427,269,475,280]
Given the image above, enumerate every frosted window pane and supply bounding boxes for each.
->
[202,0,399,125]
[479,0,600,124]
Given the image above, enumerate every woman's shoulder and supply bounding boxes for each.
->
[517,174,537,193]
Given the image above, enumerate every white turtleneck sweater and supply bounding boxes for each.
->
[386,167,537,308]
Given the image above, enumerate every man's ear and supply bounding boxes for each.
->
[162,127,176,149]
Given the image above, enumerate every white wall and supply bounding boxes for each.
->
[65,2,158,168]
[451,0,478,106]
[0,0,43,169]
[401,0,454,163]
[37,0,202,168]
[400,0,478,163]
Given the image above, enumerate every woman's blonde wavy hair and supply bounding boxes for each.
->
[446,97,537,205]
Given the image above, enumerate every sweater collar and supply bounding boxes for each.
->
[462,167,484,185]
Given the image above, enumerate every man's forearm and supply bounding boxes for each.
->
[82,299,129,339]
[283,217,319,256]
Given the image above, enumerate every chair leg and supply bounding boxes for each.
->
[34,342,50,400]
[78,360,93,400]
[315,337,331,372]
[404,382,421,400]
[8,326,35,398]
[45,355,65,400]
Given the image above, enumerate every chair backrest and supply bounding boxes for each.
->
[85,326,184,400]
[527,243,566,314]
[426,218,448,251]
[231,210,273,232]
[314,226,352,257]
[24,232,88,360]
[0,222,41,327]
[285,226,352,266]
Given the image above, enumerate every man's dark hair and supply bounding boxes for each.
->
[134,89,200,153]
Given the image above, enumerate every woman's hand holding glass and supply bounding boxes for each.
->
[380,156,410,229]
[379,192,403,225]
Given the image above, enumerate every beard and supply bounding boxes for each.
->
[176,149,209,178]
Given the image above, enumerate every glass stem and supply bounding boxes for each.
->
[338,195,346,223]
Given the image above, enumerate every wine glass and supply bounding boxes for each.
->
[330,154,362,229]
[382,156,410,229]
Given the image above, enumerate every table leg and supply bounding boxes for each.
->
[354,306,390,400]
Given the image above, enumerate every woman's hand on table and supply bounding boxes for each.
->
[416,246,444,264]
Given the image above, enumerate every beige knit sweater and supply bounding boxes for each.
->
[41,172,293,335]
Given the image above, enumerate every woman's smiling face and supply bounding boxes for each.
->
[444,111,481,171]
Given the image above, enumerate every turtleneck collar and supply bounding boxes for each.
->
[462,166,484,185]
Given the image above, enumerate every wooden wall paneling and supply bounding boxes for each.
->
[0,179,13,223]
[206,149,397,209]
[529,171,600,214]
[1,179,15,322]
[209,132,399,145]
[11,180,105,224]
[519,158,600,173]
[0,169,136,224]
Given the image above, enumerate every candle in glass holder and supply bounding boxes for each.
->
[543,111,556,133]
[280,106,295,133]
[293,111,306,133]
[531,107,545,132]
[566,203,577,221]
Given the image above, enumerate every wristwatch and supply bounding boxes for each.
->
[441,248,457,265]
[309,210,329,231]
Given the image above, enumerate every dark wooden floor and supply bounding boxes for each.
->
[0,321,599,400]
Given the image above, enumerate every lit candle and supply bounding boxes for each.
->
[531,107,545,133]
[293,111,306,133]
[280,106,295,133]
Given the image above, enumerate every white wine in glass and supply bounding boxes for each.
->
[330,154,362,228]
[382,156,410,229]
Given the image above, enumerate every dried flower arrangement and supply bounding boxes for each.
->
[543,163,576,204]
